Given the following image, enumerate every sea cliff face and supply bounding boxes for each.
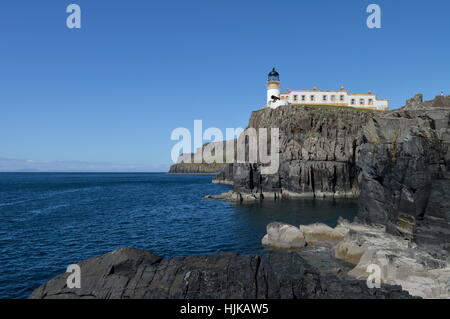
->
[169,140,235,174]
[214,106,375,198]
[356,96,450,249]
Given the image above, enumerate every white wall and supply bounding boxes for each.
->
[283,91,349,105]
[267,87,280,104]
[267,99,289,109]
[278,90,388,110]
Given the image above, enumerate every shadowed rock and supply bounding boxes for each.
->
[29,247,414,299]
[357,100,450,251]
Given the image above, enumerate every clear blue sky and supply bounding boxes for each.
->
[0,0,449,171]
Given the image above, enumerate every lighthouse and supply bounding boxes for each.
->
[266,68,289,109]
[263,68,389,110]
[267,68,281,104]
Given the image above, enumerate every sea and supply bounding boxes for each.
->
[0,173,358,299]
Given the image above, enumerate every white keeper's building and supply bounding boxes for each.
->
[265,68,389,110]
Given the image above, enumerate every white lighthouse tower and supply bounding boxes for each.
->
[266,68,288,108]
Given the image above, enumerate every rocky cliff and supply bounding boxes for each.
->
[357,95,450,250]
[169,140,235,174]
[29,247,413,299]
[215,96,450,251]
[254,96,450,298]
[214,106,376,198]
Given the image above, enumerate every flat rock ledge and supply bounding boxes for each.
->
[212,179,234,186]
[204,189,349,203]
[29,247,413,299]
[204,190,262,202]
[262,220,450,299]
[262,222,347,248]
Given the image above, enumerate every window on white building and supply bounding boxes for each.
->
[301,95,306,101]
[323,95,327,101]
[331,95,336,102]
[340,95,345,102]
[310,95,315,101]
[368,99,373,105]
[293,95,298,101]
[360,99,365,105]
[351,99,355,105]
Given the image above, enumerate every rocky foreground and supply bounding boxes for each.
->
[212,94,450,299]
[30,247,414,299]
[261,220,449,299]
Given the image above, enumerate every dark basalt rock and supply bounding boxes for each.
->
[357,105,450,251]
[214,106,373,198]
[29,247,414,299]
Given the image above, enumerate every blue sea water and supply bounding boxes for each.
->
[0,173,358,299]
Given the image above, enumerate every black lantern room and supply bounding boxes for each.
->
[268,68,280,82]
